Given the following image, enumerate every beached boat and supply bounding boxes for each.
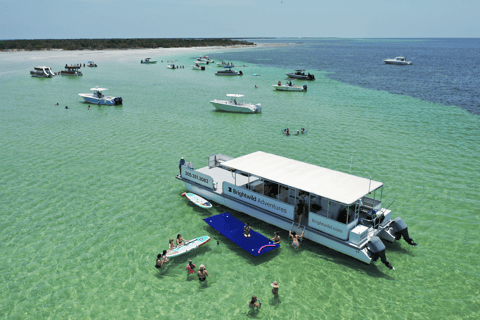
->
[210,94,261,113]
[191,63,206,70]
[30,66,55,78]
[286,70,315,80]
[177,151,418,269]
[60,65,82,76]
[215,69,243,76]
[383,56,412,65]
[272,81,307,91]
[78,86,123,105]
[141,58,157,64]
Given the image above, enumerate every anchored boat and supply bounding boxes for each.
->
[78,86,123,105]
[30,66,55,78]
[383,56,412,65]
[60,65,82,76]
[286,70,315,80]
[141,58,157,64]
[210,94,261,113]
[272,80,307,92]
[176,151,417,269]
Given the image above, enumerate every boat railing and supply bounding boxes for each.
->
[208,153,233,168]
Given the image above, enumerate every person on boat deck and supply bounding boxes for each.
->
[278,81,282,86]
[270,231,281,244]
[289,81,292,86]
[197,265,209,282]
[168,238,176,251]
[296,195,306,227]
[179,157,185,175]
[249,296,261,309]
[289,230,304,249]
[185,260,196,275]
[244,223,251,237]
[176,234,185,246]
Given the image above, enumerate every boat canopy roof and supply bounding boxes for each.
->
[220,151,383,205]
[90,87,108,91]
[227,94,244,98]
[294,69,305,71]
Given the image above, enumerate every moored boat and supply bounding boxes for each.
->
[272,80,307,91]
[30,66,55,78]
[60,65,83,76]
[383,56,412,65]
[87,61,97,67]
[177,151,418,269]
[210,94,261,113]
[191,63,206,70]
[141,58,157,64]
[78,86,123,105]
[215,68,243,76]
[286,70,315,80]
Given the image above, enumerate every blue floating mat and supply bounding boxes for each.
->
[203,212,280,256]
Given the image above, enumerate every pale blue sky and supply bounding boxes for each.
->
[1,0,479,39]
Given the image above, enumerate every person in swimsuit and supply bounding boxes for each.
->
[296,196,306,228]
[271,281,279,297]
[168,238,176,251]
[249,296,261,309]
[244,223,251,237]
[176,234,185,246]
[161,250,169,263]
[197,265,209,282]
[289,230,304,249]
[185,260,196,275]
[155,254,163,269]
[270,231,281,244]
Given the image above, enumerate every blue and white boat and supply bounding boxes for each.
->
[177,151,417,269]
[79,86,123,105]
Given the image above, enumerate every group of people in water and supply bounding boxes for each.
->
[283,128,306,136]
[244,222,304,250]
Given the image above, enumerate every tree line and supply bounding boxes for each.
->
[0,38,255,51]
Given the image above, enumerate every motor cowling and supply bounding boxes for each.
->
[303,85,307,91]
[367,236,394,269]
[391,217,417,246]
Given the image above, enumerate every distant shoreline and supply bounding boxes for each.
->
[0,38,255,52]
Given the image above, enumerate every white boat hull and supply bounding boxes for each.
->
[210,100,261,113]
[79,94,122,106]
[272,85,307,92]
[383,60,412,65]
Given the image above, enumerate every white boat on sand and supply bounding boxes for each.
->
[383,56,412,65]
[78,86,123,105]
[30,66,55,78]
[210,94,261,113]
[177,151,418,269]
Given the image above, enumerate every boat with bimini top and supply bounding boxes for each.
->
[286,70,315,80]
[176,151,417,269]
[78,86,123,105]
[141,58,157,64]
[210,94,261,113]
[30,66,55,78]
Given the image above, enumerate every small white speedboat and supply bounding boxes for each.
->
[286,70,315,80]
[191,64,206,70]
[383,56,412,65]
[78,86,123,105]
[30,66,55,78]
[141,58,157,64]
[272,81,307,91]
[210,94,261,113]
[167,64,177,69]
[215,69,243,76]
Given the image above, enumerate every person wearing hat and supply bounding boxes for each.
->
[179,157,185,175]
[197,265,209,282]
[271,281,279,297]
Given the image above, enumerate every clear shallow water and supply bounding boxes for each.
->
[0,42,479,319]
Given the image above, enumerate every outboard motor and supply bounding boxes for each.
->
[239,70,243,76]
[390,217,417,246]
[114,97,123,105]
[303,85,307,91]
[367,236,394,269]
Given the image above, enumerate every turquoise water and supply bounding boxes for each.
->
[1,47,479,319]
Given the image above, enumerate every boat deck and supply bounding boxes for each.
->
[196,165,260,194]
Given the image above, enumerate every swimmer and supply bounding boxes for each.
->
[255,85,258,88]
[161,250,169,263]
[176,234,185,246]
[301,128,306,133]
[289,230,304,249]
[296,130,300,135]
[155,253,163,269]
[65,106,68,109]
[88,105,91,109]
[197,265,209,282]
[270,231,281,244]
[244,222,251,237]
[271,281,279,297]
[249,296,261,309]
[185,260,196,275]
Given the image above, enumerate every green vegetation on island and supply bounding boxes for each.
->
[0,38,255,51]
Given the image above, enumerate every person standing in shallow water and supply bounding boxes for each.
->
[271,281,279,297]
[197,265,209,282]
[249,296,261,309]
[179,157,185,175]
